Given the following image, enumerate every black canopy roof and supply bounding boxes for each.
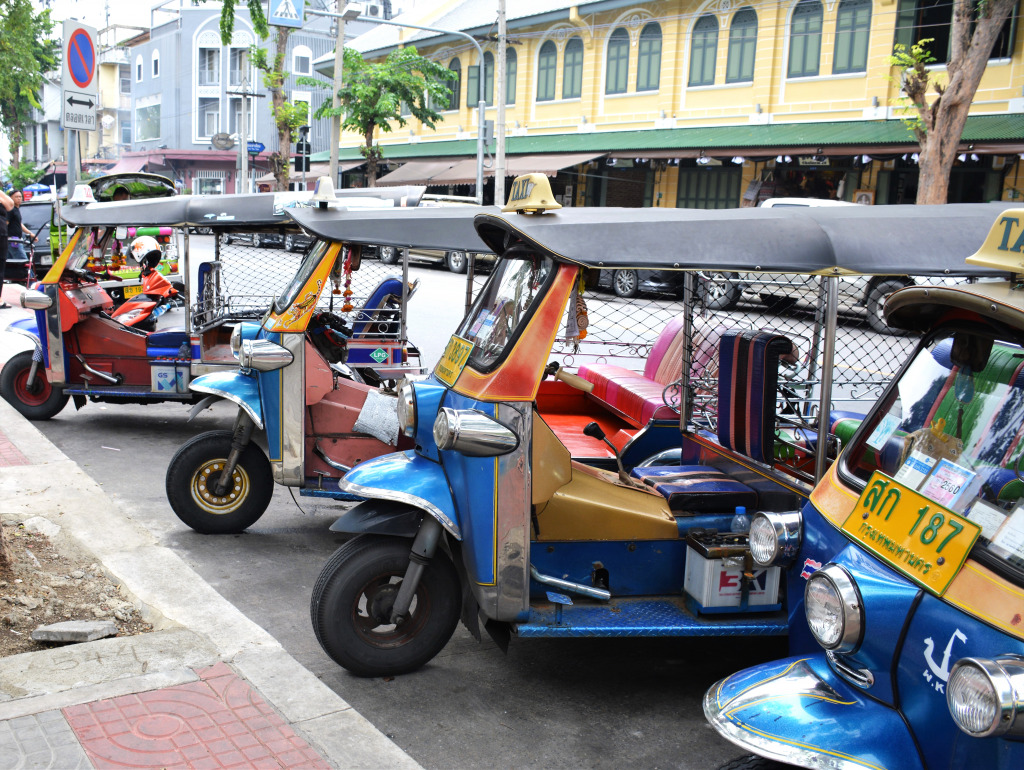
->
[474,203,1016,277]
[287,204,497,253]
[60,186,427,229]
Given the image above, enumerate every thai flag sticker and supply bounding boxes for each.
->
[800,558,822,580]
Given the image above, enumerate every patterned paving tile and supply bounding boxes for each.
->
[0,428,30,467]
[0,709,92,769]
[63,663,330,769]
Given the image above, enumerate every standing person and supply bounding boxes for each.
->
[0,188,14,309]
[8,190,39,270]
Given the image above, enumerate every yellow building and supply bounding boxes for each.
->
[315,0,1024,206]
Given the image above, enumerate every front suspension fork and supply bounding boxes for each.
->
[212,409,255,496]
[24,345,43,389]
[390,516,444,625]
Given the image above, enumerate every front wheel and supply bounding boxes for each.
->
[0,350,68,420]
[284,234,296,252]
[698,272,740,311]
[379,245,399,265]
[446,251,468,274]
[311,534,461,677]
[165,429,274,533]
[866,279,909,335]
[613,270,639,298]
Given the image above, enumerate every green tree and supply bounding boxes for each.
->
[3,159,43,190]
[300,47,454,186]
[0,0,60,167]
[251,30,308,192]
[890,0,1016,204]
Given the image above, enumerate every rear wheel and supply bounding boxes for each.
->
[698,272,740,311]
[0,350,68,420]
[284,234,296,252]
[165,429,274,533]
[311,534,461,677]
[379,245,399,265]
[252,233,263,248]
[613,270,639,298]
[866,279,909,335]
[446,251,468,274]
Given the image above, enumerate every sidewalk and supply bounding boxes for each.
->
[0,284,420,769]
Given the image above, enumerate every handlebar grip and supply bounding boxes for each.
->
[553,369,595,393]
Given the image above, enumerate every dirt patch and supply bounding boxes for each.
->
[0,517,152,658]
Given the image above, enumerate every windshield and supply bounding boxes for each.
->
[275,238,332,314]
[455,254,554,370]
[844,329,1024,580]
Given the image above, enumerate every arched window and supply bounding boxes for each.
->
[563,37,583,99]
[689,16,719,86]
[726,8,758,83]
[788,0,823,78]
[537,41,556,102]
[505,47,517,105]
[447,58,461,110]
[606,28,629,94]
[636,23,662,92]
[833,0,871,74]
[292,45,312,76]
[152,50,160,78]
[135,54,143,82]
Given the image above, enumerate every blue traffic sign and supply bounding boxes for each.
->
[247,141,265,155]
[269,0,304,29]
[67,28,96,89]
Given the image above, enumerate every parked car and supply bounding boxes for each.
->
[5,197,58,285]
[595,268,687,298]
[222,231,284,249]
[376,244,492,274]
[283,231,314,252]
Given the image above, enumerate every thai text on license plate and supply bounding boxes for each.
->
[842,471,980,595]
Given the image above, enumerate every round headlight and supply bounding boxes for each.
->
[748,511,802,567]
[397,379,417,438]
[947,657,1024,738]
[804,564,862,653]
[433,408,455,450]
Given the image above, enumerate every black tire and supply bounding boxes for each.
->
[311,534,461,677]
[699,272,740,311]
[284,234,296,252]
[0,350,68,420]
[223,235,233,245]
[719,754,791,770]
[613,270,639,298]
[866,279,909,335]
[165,429,274,534]
[446,251,468,274]
[252,233,263,248]
[759,293,798,313]
[379,245,399,265]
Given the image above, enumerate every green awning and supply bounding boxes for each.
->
[312,114,1024,163]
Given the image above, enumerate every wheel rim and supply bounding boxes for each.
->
[350,572,430,649]
[450,252,465,269]
[13,367,52,407]
[189,459,252,515]
[704,275,728,301]
[615,272,636,294]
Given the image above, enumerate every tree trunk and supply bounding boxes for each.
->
[270,28,291,192]
[9,128,22,167]
[364,127,377,187]
[910,0,1015,203]
[0,525,12,573]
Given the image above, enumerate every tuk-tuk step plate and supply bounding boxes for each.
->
[516,596,787,637]
[63,385,193,400]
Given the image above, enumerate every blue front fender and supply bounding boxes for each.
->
[5,316,41,345]
[189,371,263,430]
[705,655,922,770]
[339,451,461,539]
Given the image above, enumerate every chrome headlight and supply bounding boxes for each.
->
[947,657,1024,738]
[433,407,519,457]
[748,511,802,567]
[804,564,863,653]
[397,379,417,438]
[20,289,53,310]
[230,325,243,358]
[238,339,293,371]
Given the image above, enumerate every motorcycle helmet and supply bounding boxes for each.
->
[130,235,162,270]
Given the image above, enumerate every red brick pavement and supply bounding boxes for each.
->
[0,426,30,466]
[63,662,331,769]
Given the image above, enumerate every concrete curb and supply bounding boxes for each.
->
[0,329,420,768]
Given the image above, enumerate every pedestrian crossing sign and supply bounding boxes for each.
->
[270,0,304,28]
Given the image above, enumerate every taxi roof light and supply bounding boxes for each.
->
[311,176,336,209]
[502,173,562,215]
[966,209,1024,279]
[69,184,96,205]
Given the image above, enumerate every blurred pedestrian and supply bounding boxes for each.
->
[0,188,14,309]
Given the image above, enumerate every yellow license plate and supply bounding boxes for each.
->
[123,284,144,298]
[434,336,473,386]
[842,471,981,595]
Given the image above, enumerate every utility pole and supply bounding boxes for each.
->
[495,0,507,207]
[329,1,349,187]
[226,51,265,194]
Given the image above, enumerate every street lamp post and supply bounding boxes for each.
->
[309,8,487,204]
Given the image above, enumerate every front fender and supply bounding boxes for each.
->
[339,451,461,539]
[329,499,424,538]
[5,316,41,346]
[189,370,263,430]
[705,655,922,770]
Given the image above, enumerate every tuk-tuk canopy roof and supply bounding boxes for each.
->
[287,204,498,253]
[60,186,428,229]
[89,172,175,201]
[473,203,1017,277]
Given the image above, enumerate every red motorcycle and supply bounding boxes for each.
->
[109,236,181,332]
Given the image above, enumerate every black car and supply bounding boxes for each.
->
[596,268,687,298]
[6,198,56,286]
[222,231,284,249]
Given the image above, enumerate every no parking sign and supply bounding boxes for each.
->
[61,20,98,131]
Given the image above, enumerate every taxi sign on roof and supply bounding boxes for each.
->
[966,208,1024,274]
[502,174,562,215]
